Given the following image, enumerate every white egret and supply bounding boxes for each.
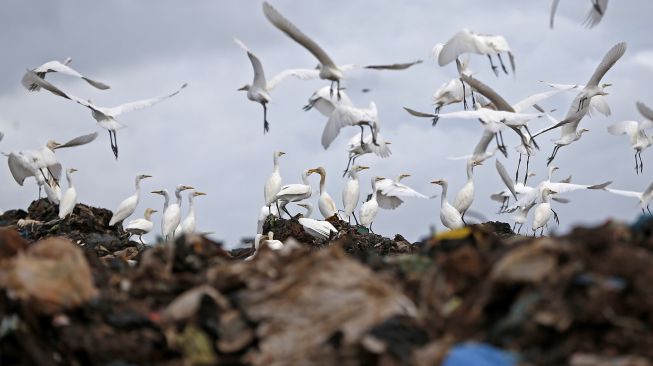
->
[22,57,109,91]
[343,132,391,176]
[58,168,78,219]
[297,203,338,240]
[257,204,280,234]
[235,39,318,133]
[531,188,558,236]
[23,70,187,159]
[359,177,386,230]
[151,189,170,233]
[273,169,313,217]
[453,160,483,221]
[108,174,152,226]
[262,231,285,250]
[438,29,515,76]
[534,42,627,165]
[7,132,98,191]
[303,85,354,117]
[125,208,158,244]
[376,174,428,210]
[638,101,653,122]
[550,0,608,29]
[605,181,653,215]
[430,179,464,230]
[158,185,194,241]
[264,151,285,207]
[342,165,369,224]
[181,190,207,235]
[308,167,338,219]
[607,119,653,174]
[262,2,420,99]
[322,101,380,149]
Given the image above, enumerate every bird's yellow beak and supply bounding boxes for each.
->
[196,192,207,196]
[359,166,370,170]
[237,85,248,91]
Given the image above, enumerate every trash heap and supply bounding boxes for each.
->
[1,199,652,366]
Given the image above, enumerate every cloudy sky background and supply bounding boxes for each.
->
[1,1,652,247]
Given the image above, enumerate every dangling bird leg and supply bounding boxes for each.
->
[524,155,531,185]
[46,167,60,187]
[497,53,509,74]
[433,105,441,126]
[515,154,522,182]
[461,79,469,110]
[263,103,270,134]
[329,80,335,98]
[336,79,341,100]
[487,54,499,76]
[577,97,587,112]
[552,209,560,225]
[343,154,355,177]
[547,145,560,166]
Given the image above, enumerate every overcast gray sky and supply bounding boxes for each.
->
[1,1,653,247]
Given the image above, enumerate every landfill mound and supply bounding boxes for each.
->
[1,199,653,365]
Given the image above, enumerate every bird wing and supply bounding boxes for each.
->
[299,218,336,238]
[377,193,404,210]
[542,82,584,91]
[54,132,99,149]
[32,60,110,90]
[368,136,392,158]
[589,95,611,117]
[583,0,608,28]
[433,110,483,120]
[607,121,639,143]
[277,183,310,197]
[438,30,483,66]
[0,131,3,143]
[545,181,609,194]
[586,42,626,87]
[461,74,513,112]
[22,70,75,100]
[605,188,641,199]
[472,130,495,157]
[642,181,653,199]
[321,105,362,149]
[364,60,423,70]
[105,83,187,116]
[7,153,34,185]
[637,101,653,122]
[550,0,560,28]
[306,86,353,117]
[262,2,337,69]
[495,159,518,199]
[48,162,62,182]
[235,38,267,89]
[383,183,428,199]
[404,107,437,118]
[512,89,564,113]
[267,68,320,90]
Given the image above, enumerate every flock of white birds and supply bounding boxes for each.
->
[3,0,653,250]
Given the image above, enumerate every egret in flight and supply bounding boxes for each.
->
[438,29,515,77]
[376,174,428,210]
[22,57,109,91]
[605,181,653,215]
[22,70,187,159]
[550,0,608,29]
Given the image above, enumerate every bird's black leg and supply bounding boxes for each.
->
[369,222,374,234]
[635,151,640,174]
[523,126,539,150]
[365,122,379,146]
[497,53,509,74]
[487,54,499,76]
[359,125,365,146]
[512,222,517,231]
[592,0,604,15]
[547,145,560,166]
[461,79,469,110]
[38,186,42,199]
[471,91,476,105]
[39,168,53,188]
[433,105,441,126]
[647,205,652,215]
[515,154,522,182]
[518,223,523,234]
[263,103,270,134]
[352,212,360,225]
[336,79,341,100]
[343,156,354,177]
[329,81,334,97]
[552,209,560,225]
[139,236,144,245]
[524,155,531,185]
[282,204,293,218]
[461,211,467,225]
[46,167,60,187]
[577,97,587,112]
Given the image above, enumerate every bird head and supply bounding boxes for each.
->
[68,168,78,174]
[176,185,194,193]
[527,172,537,178]
[46,140,62,150]
[580,128,590,135]
[151,190,167,196]
[374,176,386,182]
[308,167,325,176]
[237,84,250,91]
[353,165,370,173]
[430,179,445,186]
[144,208,158,216]
[276,151,286,158]
[398,173,411,181]
[137,174,152,180]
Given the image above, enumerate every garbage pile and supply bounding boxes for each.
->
[1,199,653,365]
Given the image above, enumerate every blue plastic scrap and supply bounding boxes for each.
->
[443,342,518,366]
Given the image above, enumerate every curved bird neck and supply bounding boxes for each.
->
[303,204,313,218]
[66,171,74,188]
[440,182,449,207]
[318,174,326,194]
[272,154,280,172]
[466,162,474,181]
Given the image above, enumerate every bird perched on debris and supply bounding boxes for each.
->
[342,165,369,224]
[431,179,464,230]
[605,181,653,215]
[157,185,194,241]
[181,190,207,235]
[297,203,338,240]
[375,174,428,210]
[58,168,78,219]
[22,70,187,159]
[109,174,152,226]
[264,151,285,207]
[359,177,386,230]
[22,57,109,91]
[453,160,483,221]
[273,169,313,217]
[308,166,338,219]
[125,208,158,244]
[532,188,558,236]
